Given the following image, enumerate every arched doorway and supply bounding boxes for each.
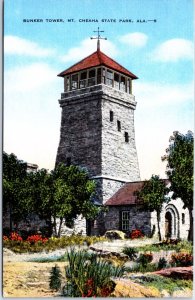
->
[165,211,172,238]
[164,204,180,239]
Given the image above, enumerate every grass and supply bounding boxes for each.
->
[131,274,193,295]
[29,254,68,263]
[133,240,193,254]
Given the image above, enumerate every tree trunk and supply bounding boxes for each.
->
[188,208,193,242]
[57,217,63,238]
[157,211,162,241]
[9,201,13,233]
[53,216,57,237]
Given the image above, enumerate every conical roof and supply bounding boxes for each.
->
[58,50,138,79]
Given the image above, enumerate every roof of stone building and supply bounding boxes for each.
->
[58,49,138,79]
[105,181,144,206]
[105,179,169,206]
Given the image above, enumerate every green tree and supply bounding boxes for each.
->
[162,131,193,241]
[3,152,31,231]
[135,175,169,241]
[50,163,99,237]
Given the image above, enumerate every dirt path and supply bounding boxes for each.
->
[3,261,67,297]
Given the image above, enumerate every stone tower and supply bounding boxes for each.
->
[56,45,140,206]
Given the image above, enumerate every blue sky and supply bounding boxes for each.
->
[4,0,194,179]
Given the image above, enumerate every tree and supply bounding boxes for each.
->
[50,163,99,237]
[3,152,31,231]
[135,175,169,241]
[162,131,193,241]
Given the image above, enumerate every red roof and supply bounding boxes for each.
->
[105,181,144,206]
[58,50,138,79]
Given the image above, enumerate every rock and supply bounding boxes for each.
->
[111,278,160,298]
[3,248,16,256]
[160,289,170,297]
[172,288,192,297]
[104,230,126,240]
[153,266,193,280]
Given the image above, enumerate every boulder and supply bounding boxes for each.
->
[153,266,193,280]
[111,278,160,298]
[104,230,126,240]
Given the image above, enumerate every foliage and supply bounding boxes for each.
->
[162,131,193,241]
[129,229,144,239]
[170,252,193,267]
[104,230,126,240]
[132,274,193,295]
[137,252,153,267]
[3,152,100,238]
[134,240,193,254]
[122,247,138,260]
[3,234,107,253]
[26,234,48,244]
[62,249,126,297]
[157,257,167,270]
[3,152,32,231]
[49,265,62,291]
[135,175,169,241]
[9,232,23,241]
[129,263,158,273]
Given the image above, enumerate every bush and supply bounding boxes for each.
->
[129,229,144,239]
[122,247,138,260]
[170,252,193,267]
[104,230,126,240]
[157,257,167,270]
[62,249,126,297]
[137,252,153,267]
[49,265,62,291]
[3,233,107,253]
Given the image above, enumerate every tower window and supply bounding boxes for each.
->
[125,132,129,143]
[110,110,114,122]
[114,73,119,89]
[117,120,121,132]
[71,74,78,90]
[182,213,185,224]
[80,71,87,88]
[120,76,126,92]
[106,69,113,86]
[66,157,71,166]
[88,69,96,86]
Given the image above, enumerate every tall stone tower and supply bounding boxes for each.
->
[56,40,140,206]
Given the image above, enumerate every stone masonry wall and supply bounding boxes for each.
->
[101,86,140,183]
[104,205,151,236]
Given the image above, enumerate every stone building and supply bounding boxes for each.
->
[55,38,190,239]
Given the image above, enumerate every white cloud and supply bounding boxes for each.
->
[5,63,58,93]
[134,81,193,107]
[119,32,148,47]
[4,63,62,171]
[151,38,193,62]
[133,80,193,180]
[4,35,54,57]
[61,38,118,63]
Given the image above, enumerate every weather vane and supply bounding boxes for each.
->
[90,27,107,51]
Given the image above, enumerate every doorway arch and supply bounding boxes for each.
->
[164,204,180,239]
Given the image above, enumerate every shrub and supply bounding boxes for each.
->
[49,265,62,291]
[10,232,23,241]
[130,229,144,239]
[26,234,48,244]
[62,249,126,297]
[104,230,126,240]
[137,252,153,267]
[122,247,138,260]
[170,252,193,267]
[157,257,167,270]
